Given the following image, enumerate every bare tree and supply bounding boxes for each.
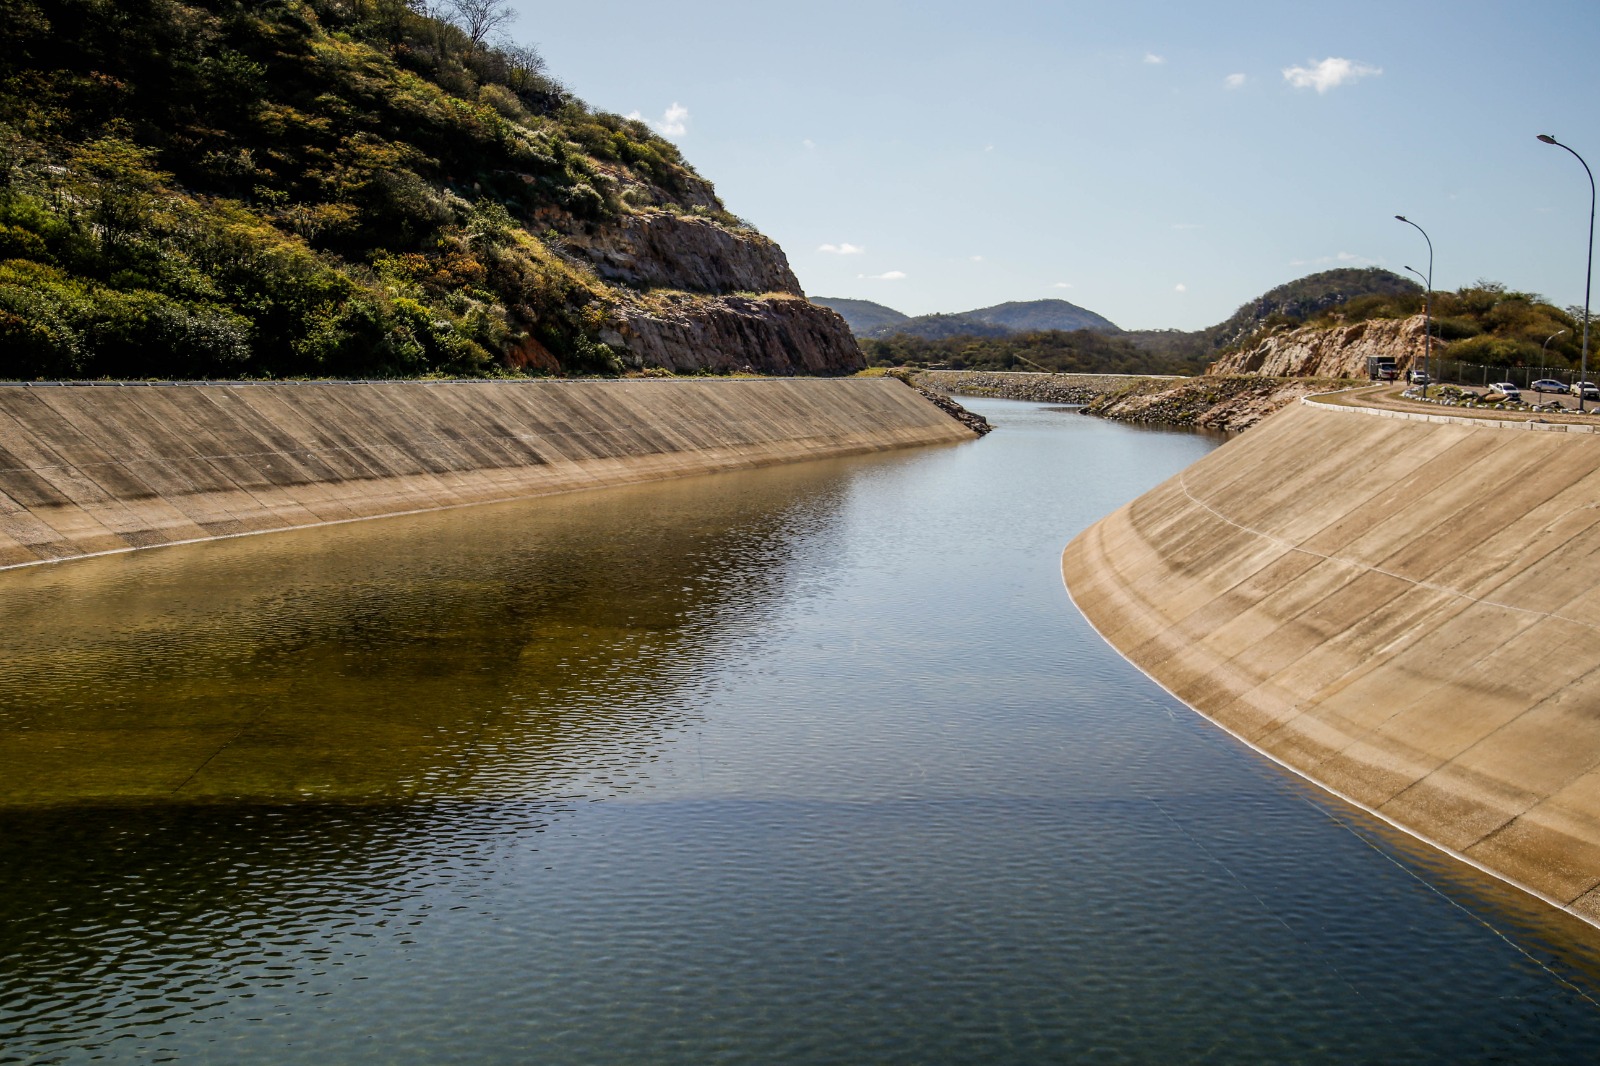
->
[445,0,516,53]
[502,42,544,86]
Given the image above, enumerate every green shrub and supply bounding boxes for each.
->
[1432,316,1481,340]
[1444,334,1540,368]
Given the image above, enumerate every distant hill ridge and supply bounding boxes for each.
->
[812,297,1118,339]
[817,268,1420,355]
[822,268,1427,379]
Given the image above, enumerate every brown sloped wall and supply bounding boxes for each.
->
[0,377,974,568]
[1064,399,1600,923]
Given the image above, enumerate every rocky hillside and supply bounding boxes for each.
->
[1198,268,1422,351]
[0,0,860,379]
[1208,315,1433,378]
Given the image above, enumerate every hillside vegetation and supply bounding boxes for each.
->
[860,328,1209,376]
[1219,279,1588,371]
[1,0,830,379]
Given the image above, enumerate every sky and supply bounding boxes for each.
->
[510,0,1599,331]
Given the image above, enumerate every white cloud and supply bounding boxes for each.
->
[1053,282,1074,289]
[818,243,865,255]
[630,102,690,136]
[858,271,907,281]
[659,102,689,135]
[803,139,816,149]
[1224,73,1246,89]
[1174,283,1188,293]
[984,144,996,152]
[1144,53,1165,65]
[970,255,986,262]
[1172,222,1202,230]
[1282,57,1381,93]
[1288,251,1377,267]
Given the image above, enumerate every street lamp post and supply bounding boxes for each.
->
[1538,134,1595,413]
[1396,215,1433,398]
[1543,329,1567,384]
[1401,265,1430,384]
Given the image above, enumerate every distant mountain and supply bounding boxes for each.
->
[813,297,1119,339]
[810,298,910,336]
[823,270,1416,361]
[866,313,1013,340]
[966,299,1119,333]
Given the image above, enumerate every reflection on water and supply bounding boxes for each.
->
[0,461,863,805]
[4,400,1600,1063]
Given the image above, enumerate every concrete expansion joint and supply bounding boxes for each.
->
[0,378,975,570]
[1175,468,1600,634]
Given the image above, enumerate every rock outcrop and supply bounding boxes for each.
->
[1208,315,1436,378]
[556,212,803,296]
[537,205,864,375]
[605,295,864,375]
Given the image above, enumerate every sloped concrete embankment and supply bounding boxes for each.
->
[1063,398,1600,922]
[0,377,974,568]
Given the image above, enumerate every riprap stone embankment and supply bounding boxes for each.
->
[913,370,1147,406]
[0,377,975,568]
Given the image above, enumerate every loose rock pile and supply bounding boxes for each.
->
[1082,376,1352,434]
[912,385,994,435]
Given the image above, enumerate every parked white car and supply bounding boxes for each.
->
[1488,382,1522,402]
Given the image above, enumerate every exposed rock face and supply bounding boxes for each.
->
[606,295,865,375]
[1208,315,1436,378]
[560,213,803,295]
[537,206,865,374]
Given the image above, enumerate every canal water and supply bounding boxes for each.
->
[3,398,1600,1063]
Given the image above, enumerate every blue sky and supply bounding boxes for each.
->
[513,0,1599,330]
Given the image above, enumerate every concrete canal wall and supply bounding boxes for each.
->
[1063,397,1600,924]
[0,377,975,568]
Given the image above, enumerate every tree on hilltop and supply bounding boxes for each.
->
[444,0,517,54]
